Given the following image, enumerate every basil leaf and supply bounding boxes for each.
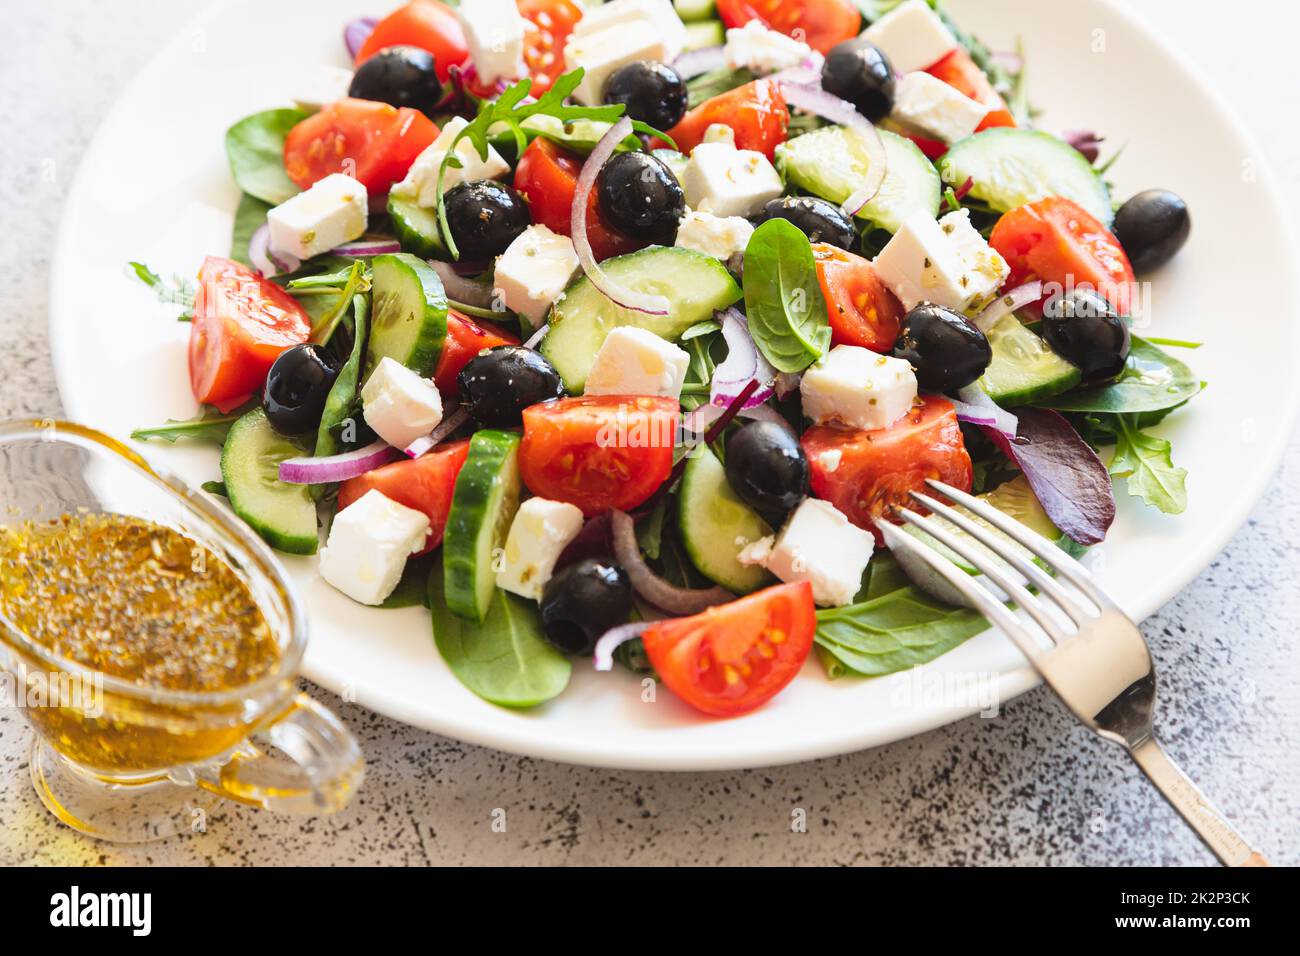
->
[225,108,308,205]
[1108,414,1188,515]
[131,406,248,444]
[742,218,831,373]
[230,192,272,268]
[1036,336,1201,414]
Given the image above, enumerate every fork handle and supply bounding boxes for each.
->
[1129,738,1269,866]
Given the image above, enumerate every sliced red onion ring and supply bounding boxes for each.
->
[571,118,670,316]
[522,322,548,350]
[681,402,794,438]
[952,384,1018,439]
[673,45,727,80]
[404,406,469,459]
[333,239,401,257]
[974,280,1043,332]
[768,53,825,87]
[953,175,975,202]
[428,259,496,310]
[710,308,776,409]
[593,621,654,672]
[776,81,887,216]
[279,440,397,484]
[611,510,733,614]
[343,17,378,60]
[248,223,300,278]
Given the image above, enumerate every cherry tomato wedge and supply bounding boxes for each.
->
[642,581,816,717]
[519,395,677,516]
[338,439,470,555]
[433,310,520,395]
[989,197,1137,317]
[283,98,439,193]
[716,0,861,55]
[802,396,973,545]
[518,0,583,93]
[813,243,904,352]
[925,47,1015,130]
[188,257,311,406]
[356,0,468,81]
[666,80,790,160]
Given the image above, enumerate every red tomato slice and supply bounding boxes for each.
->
[338,439,471,554]
[519,396,677,516]
[188,257,311,406]
[666,80,790,160]
[716,0,860,55]
[518,0,583,93]
[283,98,439,194]
[642,581,816,717]
[926,47,1014,126]
[802,396,973,545]
[433,310,520,395]
[813,243,904,352]
[356,0,469,81]
[989,197,1137,317]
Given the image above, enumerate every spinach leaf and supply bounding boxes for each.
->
[742,218,831,373]
[1108,414,1188,515]
[428,555,571,707]
[1036,336,1201,414]
[230,192,271,267]
[224,108,308,205]
[379,554,435,609]
[131,405,249,444]
[314,292,369,463]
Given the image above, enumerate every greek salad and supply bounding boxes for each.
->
[131,0,1198,718]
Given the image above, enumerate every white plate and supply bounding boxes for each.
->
[50,0,1300,770]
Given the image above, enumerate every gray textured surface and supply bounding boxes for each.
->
[1,0,1298,866]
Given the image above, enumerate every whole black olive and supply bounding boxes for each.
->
[443,180,532,261]
[755,196,856,251]
[725,421,810,517]
[540,558,633,656]
[1041,289,1131,381]
[457,346,565,427]
[1112,189,1191,274]
[893,304,992,393]
[603,60,689,131]
[597,151,685,245]
[347,45,443,115]
[821,38,896,122]
[263,343,342,436]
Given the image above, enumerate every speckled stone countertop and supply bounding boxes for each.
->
[1,0,1297,866]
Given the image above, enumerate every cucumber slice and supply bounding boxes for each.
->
[776,126,941,235]
[541,245,742,391]
[678,446,775,594]
[220,407,318,555]
[387,194,448,260]
[939,128,1113,226]
[684,20,726,50]
[675,0,717,22]
[442,430,523,622]
[366,253,448,379]
[979,314,1081,407]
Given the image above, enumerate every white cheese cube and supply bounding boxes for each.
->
[493,225,580,327]
[293,65,354,113]
[675,209,755,259]
[391,116,510,207]
[891,72,987,144]
[861,0,957,73]
[871,210,1009,315]
[584,327,691,399]
[937,208,1010,310]
[564,22,671,106]
[682,142,784,219]
[319,489,430,606]
[764,498,874,607]
[801,346,918,431]
[572,0,687,61]
[361,356,444,451]
[724,19,812,74]
[266,173,367,261]
[456,0,526,85]
[496,497,586,600]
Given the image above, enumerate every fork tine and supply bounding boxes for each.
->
[910,490,1098,626]
[925,479,1111,609]
[896,505,1071,646]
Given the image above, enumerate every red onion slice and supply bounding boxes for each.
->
[248,223,300,278]
[682,402,794,438]
[279,440,397,484]
[333,239,402,257]
[974,280,1043,332]
[404,406,469,459]
[571,118,670,316]
[343,17,378,60]
[673,45,727,80]
[522,322,548,350]
[428,259,497,310]
[775,81,886,216]
[611,510,734,614]
[593,621,654,672]
[952,384,1018,439]
[710,308,776,409]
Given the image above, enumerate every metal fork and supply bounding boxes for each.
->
[880,478,1269,867]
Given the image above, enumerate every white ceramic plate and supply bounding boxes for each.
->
[50,0,1300,770]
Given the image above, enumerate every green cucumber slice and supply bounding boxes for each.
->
[675,0,717,22]
[979,314,1082,407]
[684,20,725,49]
[366,253,448,379]
[541,245,742,392]
[775,126,941,235]
[939,128,1113,226]
[387,195,448,260]
[678,446,774,594]
[442,430,523,622]
[220,407,318,555]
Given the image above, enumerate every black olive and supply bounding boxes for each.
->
[1112,189,1191,274]
[442,181,532,261]
[603,60,689,131]
[1041,289,1131,382]
[725,421,810,518]
[540,558,633,656]
[597,151,685,245]
[262,343,342,436]
[457,346,565,427]
[893,304,992,393]
[821,38,896,122]
[347,45,443,115]
[754,197,856,251]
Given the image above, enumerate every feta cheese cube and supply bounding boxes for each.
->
[871,210,1009,315]
[801,346,918,431]
[493,225,579,327]
[761,498,874,607]
[456,0,526,85]
[572,0,687,61]
[891,72,987,144]
[496,497,586,600]
[724,19,812,75]
[675,209,754,259]
[319,489,430,606]
[938,208,1010,309]
[584,327,691,399]
[293,65,354,113]
[391,116,510,207]
[361,356,444,451]
[860,0,957,73]
[266,173,367,261]
[564,22,671,105]
[682,142,784,219]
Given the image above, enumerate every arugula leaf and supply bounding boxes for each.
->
[686,66,755,108]
[1036,336,1201,415]
[309,261,366,345]
[127,261,195,319]
[131,406,248,444]
[742,218,831,373]
[680,319,722,341]
[230,192,271,268]
[224,108,308,205]
[1108,414,1188,515]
